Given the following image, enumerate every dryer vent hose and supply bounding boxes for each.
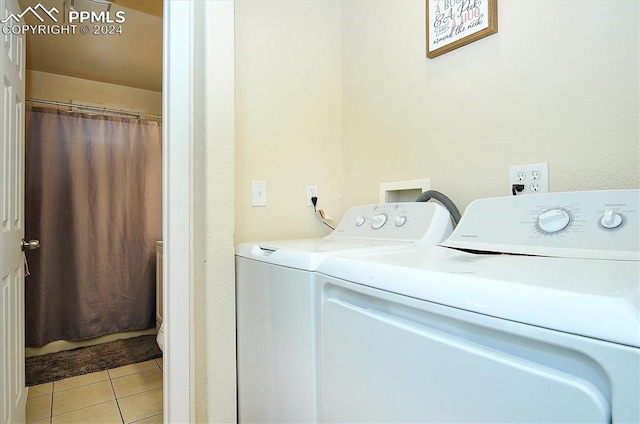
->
[416,190,462,225]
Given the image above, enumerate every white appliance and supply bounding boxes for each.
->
[236,202,455,423]
[316,190,639,423]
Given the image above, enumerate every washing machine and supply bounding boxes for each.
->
[236,201,455,423]
[316,189,639,423]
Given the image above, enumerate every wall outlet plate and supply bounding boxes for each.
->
[306,184,318,207]
[508,162,549,195]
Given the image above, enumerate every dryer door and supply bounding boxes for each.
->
[321,297,610,423]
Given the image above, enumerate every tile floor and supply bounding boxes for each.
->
[26,358,163,424]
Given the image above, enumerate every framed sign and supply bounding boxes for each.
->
[426,0,498,59]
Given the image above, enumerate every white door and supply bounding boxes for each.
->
[0,0,26,422]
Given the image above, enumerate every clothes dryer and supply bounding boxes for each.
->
[317,190,639,423]
[236,201,455,423]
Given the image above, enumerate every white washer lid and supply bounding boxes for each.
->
[318,246,640,347]
[235,201,456,271]
[235,238,413,271]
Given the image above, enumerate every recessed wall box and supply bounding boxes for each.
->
[379,179,431,203]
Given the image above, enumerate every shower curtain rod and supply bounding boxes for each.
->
[26,98,162,121]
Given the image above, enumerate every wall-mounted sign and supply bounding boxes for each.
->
[426,0,498,59]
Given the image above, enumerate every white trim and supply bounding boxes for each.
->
[162,0,192,422]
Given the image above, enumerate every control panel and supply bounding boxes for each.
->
[442,190,640,261]
[329,202,453,244]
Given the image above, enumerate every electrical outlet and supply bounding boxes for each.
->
[508,162,549,195]
[306,184,318,207]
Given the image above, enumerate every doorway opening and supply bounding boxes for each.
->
[20,0,165,421]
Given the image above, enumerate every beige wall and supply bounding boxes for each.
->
[234,0,639,243]
[341,0,640,212]
[234,0,344,243]
[26,70,162,115]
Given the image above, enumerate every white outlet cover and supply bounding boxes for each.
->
[306,184,318,207]
[508,162,549,195]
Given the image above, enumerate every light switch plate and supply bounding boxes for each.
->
[251,180,267,207]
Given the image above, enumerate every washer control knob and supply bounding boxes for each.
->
[355,216,366,227]
[371,214,387,229]
[538,209,570,233]
[395,216,407,227]
[601,209,623,229]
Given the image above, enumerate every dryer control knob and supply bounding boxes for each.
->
[538,209,570,233]
[371,214,387,229]
[355,216,366,227]
[601,209,623,229]
[395,216,407,227]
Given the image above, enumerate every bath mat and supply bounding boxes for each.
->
[25,335,162,387]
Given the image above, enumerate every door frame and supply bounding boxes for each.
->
[163,1,192,421]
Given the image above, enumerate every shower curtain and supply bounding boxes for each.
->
[24,107,162,347]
